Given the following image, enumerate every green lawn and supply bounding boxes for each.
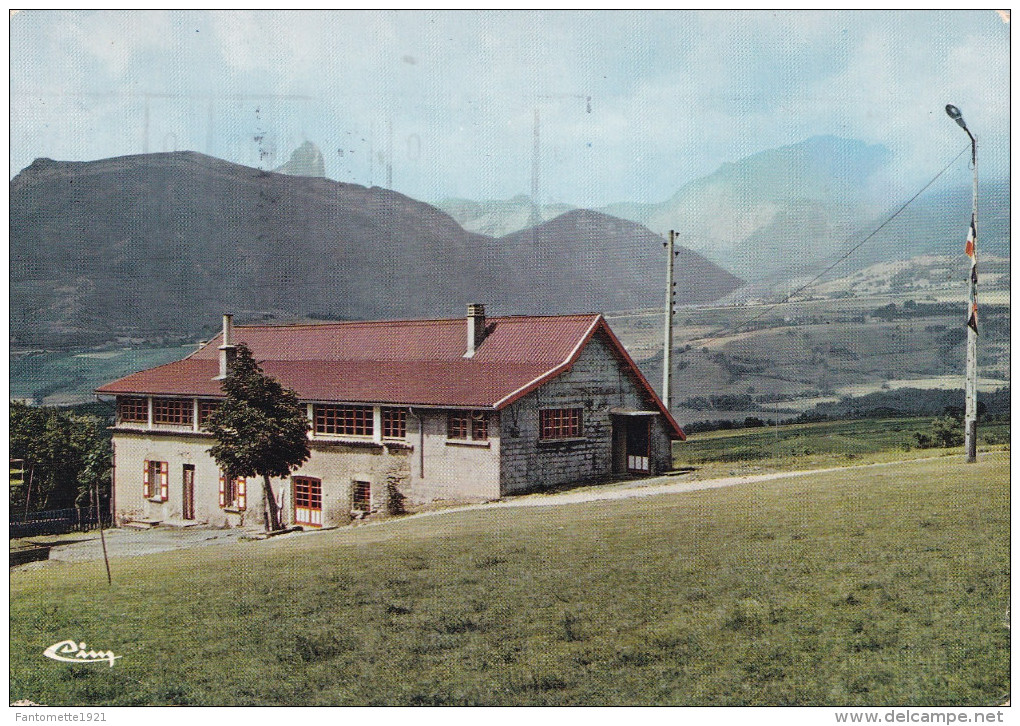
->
[10,346,193,405]
[674,417,1010,477]
[9,452,1009,706]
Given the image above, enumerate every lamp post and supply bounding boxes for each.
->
[945,104,978,463]
[662,230,677,413]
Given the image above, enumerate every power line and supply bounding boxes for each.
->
[705,144,973,341]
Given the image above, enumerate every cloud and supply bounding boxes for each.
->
[9,10,1010,205]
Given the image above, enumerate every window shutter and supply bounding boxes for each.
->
[236,478,246,510]
[143,460,150,498]
[219,474,226,507]
[159,461,169,501]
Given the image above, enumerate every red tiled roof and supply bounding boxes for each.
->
[96,314,684,438]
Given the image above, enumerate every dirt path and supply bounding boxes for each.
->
[18,453,979,565]
[356,452,971,525]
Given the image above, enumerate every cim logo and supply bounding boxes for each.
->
[43,639,121,667]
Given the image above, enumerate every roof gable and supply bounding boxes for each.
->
[188,314,598,365]
[96,313,684,439]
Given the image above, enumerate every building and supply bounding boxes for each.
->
[96,305,685,529]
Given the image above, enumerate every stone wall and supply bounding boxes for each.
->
[499,331,675,494]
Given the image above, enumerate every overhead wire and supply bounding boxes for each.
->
[689,143,973,343]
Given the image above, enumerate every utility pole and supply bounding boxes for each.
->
[662,230,676,412]
[386,119,394,189]
[945,104,978,463]
[530,108,542,227]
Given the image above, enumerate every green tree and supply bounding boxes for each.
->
[206,344,310,532]
[9,402,111,515]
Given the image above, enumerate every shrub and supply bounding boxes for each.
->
[386,473,407,515]
[914,416,964,449]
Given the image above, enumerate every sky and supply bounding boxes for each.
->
[9,10,1010,207]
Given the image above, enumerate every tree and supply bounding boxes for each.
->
[206,344,310,532]
[9,402,111,514]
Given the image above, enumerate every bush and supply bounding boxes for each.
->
[914,416,964,449]
[386,474,407,515]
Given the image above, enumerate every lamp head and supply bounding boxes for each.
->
[945,104,969,131]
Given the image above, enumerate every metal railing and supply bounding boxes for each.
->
[9,506,112,539]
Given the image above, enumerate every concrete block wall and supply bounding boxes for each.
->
[499,331,674,494]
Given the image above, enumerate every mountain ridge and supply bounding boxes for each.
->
[10,151,740,348]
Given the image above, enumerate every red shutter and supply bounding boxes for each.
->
[159,461,169,501]
[236,478,246,510]
[143,460,151,498]
[219,474,226,507]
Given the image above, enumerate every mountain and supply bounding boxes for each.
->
[10,153,742,348]
[439,135,1009,289]
[10,152,494,347]
[436,194,576,238]
[435,137,896,281]
[845,178,1010,268]
[493,209,744,314]
[610,136,894,281]
[273,141,326,178]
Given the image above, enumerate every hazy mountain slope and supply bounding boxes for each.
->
[10,153,743,348]
[273,141,326,177]
[10,152,496,347]
[493,209,744,315]
[633,136,893,280]
[436,194,576,238]
[439,137,895,280]
[435,135,1009,291]
[845,178,1010,268]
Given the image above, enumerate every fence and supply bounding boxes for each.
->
[9,506,112,539]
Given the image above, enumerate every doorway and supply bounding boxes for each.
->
[182,465,195,520]
[611,413,652,475]
[626,418,651,473]
[293,476,323,527]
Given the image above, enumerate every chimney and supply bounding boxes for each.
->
[464,303,487,358]
[217,314,236,379]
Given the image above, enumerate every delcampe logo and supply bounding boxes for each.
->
[43,639,121,667]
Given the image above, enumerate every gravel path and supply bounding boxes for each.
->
[17,454,966,566]
[348,453,966,531]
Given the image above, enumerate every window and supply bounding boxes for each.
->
[293,476,322,526]
[118,397,148,424]
[381,407,406,439]
[219,473,246,510]
[314,405,373,436]
[143,460,168,501]
[352,481,371,511]
[448,411,469,439]
[448,411,488,441]
[153,398,193,426]
[198,400,220,428]
[471,411,488,441]
[540,408,583,440]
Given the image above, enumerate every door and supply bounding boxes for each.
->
[182,465,195,520]
[626,418,651,474]
[293,476,323,527]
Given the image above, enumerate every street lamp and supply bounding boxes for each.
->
[945,104,978,463]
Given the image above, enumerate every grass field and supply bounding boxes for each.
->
[9,452,1009,706]
[10,346,193,405]
[673,417,1010,477]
